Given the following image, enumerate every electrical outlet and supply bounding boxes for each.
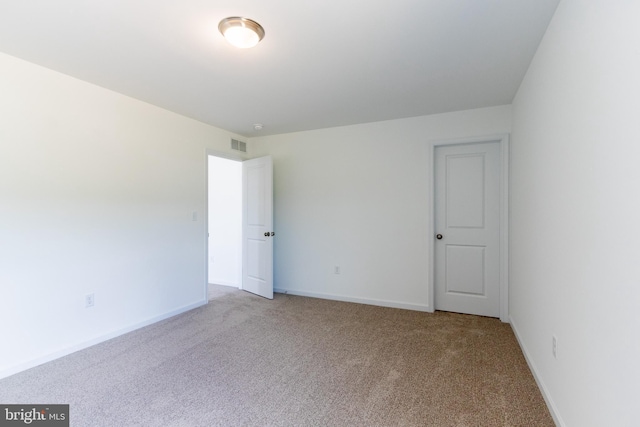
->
[552,335,557,359]
[334,266,341,275]
[85,293,95,308]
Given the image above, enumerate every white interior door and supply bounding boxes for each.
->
[434,142,500,317]
[242,156,274,299]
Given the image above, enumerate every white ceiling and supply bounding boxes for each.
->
[0,0,560,137]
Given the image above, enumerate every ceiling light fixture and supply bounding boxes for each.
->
[218,17,265,49]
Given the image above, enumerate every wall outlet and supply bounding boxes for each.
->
[552,335,557,359]
[85,293,95,308]
[334,266,341,275]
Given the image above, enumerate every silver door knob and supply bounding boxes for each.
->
[436,234,443,240]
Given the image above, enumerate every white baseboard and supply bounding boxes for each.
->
[509,316,565,427]
[274,288,432,312]
[0,299,207,380]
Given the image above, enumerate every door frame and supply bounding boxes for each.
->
[204,149,247,303]
[427,134,510,322]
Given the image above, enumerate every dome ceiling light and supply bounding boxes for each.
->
[218,17,265,49]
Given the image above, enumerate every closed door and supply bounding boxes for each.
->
[242,156,274,299]
[434,142,500,317]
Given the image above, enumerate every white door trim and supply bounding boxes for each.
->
[427,134,510,322]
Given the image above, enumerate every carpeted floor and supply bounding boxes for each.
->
[0,288,554,426]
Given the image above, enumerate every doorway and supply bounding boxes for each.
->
[208,155,242,295]
[206,154,275,301]
[429,135,509,322]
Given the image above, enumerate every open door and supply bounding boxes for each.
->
[242,156,274,299]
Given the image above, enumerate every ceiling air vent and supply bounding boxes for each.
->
[231,138,247,153]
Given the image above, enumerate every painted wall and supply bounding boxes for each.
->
[0,52,247,378]
[207,156,242,287]
[510,1,640,425]
[250,106,511,311]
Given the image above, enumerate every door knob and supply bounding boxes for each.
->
[436,234,443,240]
[264,232,270,237]
[270,232,275,236]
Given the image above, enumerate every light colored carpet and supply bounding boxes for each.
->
[208,283,239,300]
[0,288,554,426]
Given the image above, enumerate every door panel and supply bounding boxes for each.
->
[445,245,485,295]
[246,238,267,281]
[247,167,265,225]
[435,142,500,317]
[242,156,273,299]
[446,154,485,228]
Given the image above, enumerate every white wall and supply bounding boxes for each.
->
[250,106,511,310]
[0,52,248,378]
[510,1,640,425]
[207,156,242,287]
